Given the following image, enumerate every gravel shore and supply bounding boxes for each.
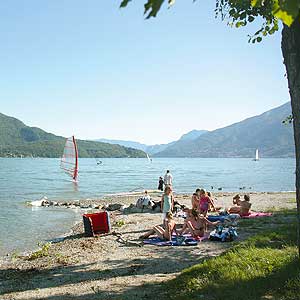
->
[0,191,296,300]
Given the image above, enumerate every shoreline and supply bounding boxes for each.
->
[1,190,296,260]
[0,191,297,300]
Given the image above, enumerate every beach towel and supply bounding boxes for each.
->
[241,212,272,218]
[143,233,209,246]
[208,214,240,223]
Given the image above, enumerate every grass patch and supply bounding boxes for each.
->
[287,198,297,204]
[161,209,300,300]
[27,242,51,260]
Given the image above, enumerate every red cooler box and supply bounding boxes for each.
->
[83,211,111,237]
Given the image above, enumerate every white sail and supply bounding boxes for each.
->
[255,149,259,160]
[60,136,79,181]
[146,153,152,163]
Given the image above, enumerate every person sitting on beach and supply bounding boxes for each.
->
[240,194,252,216]
[178,209,219,238]
[192,188,201,210]
[139,212,177,241]
[199,189,215,216]
[232,194,241,205]
[228,194,252,216]
[207,191,222,212]
[136,190,153,209]
[161,186,174,220]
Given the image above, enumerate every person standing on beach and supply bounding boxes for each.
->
[158,176,164,191]
[164,170,173,187]
[161,186,174,220]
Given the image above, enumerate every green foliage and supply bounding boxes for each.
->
[283,114,294,124]
[0,112,146,158]
[120,0,300,40]
[115,220,126,227]
[120,0,176,19]
[28,242,51,260]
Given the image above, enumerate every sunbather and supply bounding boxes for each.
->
[179,209,219,238]
[228,194,252,216]
[139,212,177,241]
[192,188,200,210]
[207,191,222,211]
[232,194,241,205]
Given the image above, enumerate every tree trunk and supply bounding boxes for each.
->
[281,20,300,258]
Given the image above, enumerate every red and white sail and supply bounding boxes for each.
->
[60,136,78,181]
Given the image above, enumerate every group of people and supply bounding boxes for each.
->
[140,186,220,241]
[140,179,252,242]
[158,170,173,191]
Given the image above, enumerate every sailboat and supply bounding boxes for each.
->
[253,149,259,161]
[146,153,152,163]
[60,136,79,181]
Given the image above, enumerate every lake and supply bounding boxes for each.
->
[0,157,295,255]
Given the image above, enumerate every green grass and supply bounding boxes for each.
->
[162,210,300,300]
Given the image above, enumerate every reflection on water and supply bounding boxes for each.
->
[0,157,295,255]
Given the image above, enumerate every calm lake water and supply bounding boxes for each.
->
[0,157,295,255]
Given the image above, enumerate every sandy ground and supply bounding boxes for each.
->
[0,191,296,300]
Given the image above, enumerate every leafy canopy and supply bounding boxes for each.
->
[120,0,300,42]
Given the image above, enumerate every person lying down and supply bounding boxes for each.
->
[139,212,177,241]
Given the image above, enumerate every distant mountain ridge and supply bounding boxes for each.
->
[154,102,294,158]
[0,113,146,158]
[96,129,208,155]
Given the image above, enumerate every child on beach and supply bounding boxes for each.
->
[158,176,164,191]
[179,209,219,238]
[139,212,177,241]
[161,186,174,220]
[199,189,215,216]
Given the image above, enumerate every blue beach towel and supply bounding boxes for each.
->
[143,234,208,246]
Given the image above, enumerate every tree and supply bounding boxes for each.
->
[120,0,300,257]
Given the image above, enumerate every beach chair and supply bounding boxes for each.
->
[83,211,111,237]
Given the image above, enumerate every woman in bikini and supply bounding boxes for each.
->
[191,188,201,210]
[139,212,177,241]
[179,209,219,238]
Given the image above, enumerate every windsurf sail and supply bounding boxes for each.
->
[146,153,151,163]
[60,136,78,181]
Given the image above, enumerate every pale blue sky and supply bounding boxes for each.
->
[0,1,289,144]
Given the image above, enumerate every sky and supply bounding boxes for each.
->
[0,0,290,145]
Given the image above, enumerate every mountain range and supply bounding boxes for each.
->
[96,130,208,155]
[96,102,294,158]
[0,113,146,158]
[154,102,294,158]
[0,102,294,158]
